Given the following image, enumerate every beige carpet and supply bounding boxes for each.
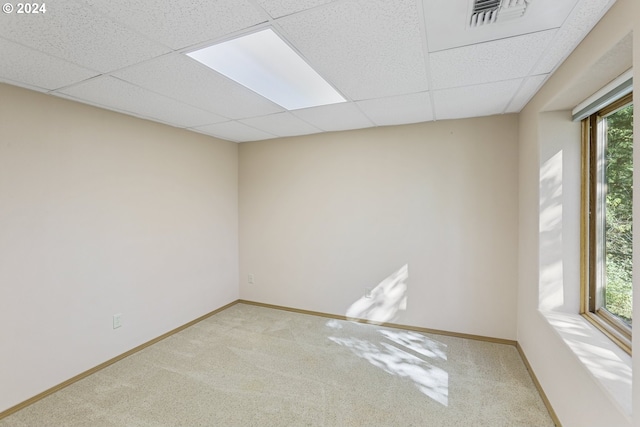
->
[1,303,554,426]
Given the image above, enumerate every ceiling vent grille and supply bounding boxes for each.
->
[469,0,530,27]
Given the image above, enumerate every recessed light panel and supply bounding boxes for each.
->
[186,28,346,110]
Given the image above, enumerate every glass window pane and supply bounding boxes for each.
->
[603,103,633,326]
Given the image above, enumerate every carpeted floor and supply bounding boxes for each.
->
[1,303,554,426]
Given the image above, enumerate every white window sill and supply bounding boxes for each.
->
[540,310,632,418]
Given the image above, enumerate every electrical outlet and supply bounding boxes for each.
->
[248,274,255,284]
[364,287,373,299]
[113,313,123,329]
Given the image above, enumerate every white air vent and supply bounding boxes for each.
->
[469,0,530,27]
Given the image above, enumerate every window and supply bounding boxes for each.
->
[581,92,633,354]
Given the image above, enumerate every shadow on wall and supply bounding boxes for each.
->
[543,311,632,414]
[345,264,408,324]
[327,319,449,406]
[538,112,582,313]
[539,150,565,310]
[338,266,449,406]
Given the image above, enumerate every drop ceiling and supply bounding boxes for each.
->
[0,0,617,142]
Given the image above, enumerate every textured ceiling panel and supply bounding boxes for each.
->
[531,0,616,74]
[83,0,268,50]
[433,79,522,121]
[292,102,374,132]
[277,0,427,100]
[0,38,98,91]
[240,113,322,137]
[0,78,44,94]
[256,0,337,18]
[0,0,618,142]
[356,92,433,126]
[113,53,284,120]
[430,30,557,90]
[57,77,226,128]
[506,74,548,113]
[193,121,277,143]
[423,0,579,52]
[0,0,170,73]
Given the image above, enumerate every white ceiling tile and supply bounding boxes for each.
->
[532,0,617,74]
[433,80,522,121]
[57,76,226,128]
[0,0,170,73]
[506,75,548,113]
[277,0,427,100]
[292,102,374,132]
[113,53,284,119]
[430,30,556,90]
[0,0,619,139]
[240,113,322,137]
[356,92,433,126]
[83,0,268,50]
[0,38,97,90]
[256,0,336,18]
[193,121,277,143]
[423,0,579,52]
[0,78,48,94]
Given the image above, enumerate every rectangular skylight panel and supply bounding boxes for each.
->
[186,28,345,110]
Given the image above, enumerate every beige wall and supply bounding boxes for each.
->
[517,0,637,425]
[0,84,239,412]
[239,116,519,340]
[2,1,638,421]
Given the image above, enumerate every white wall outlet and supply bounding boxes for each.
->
[364,287,373,299]
[113,313,123,329]
[248,274,254,284]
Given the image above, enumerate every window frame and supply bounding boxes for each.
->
[580,92,633,355]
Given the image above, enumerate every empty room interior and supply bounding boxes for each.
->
[0,0,638,425]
